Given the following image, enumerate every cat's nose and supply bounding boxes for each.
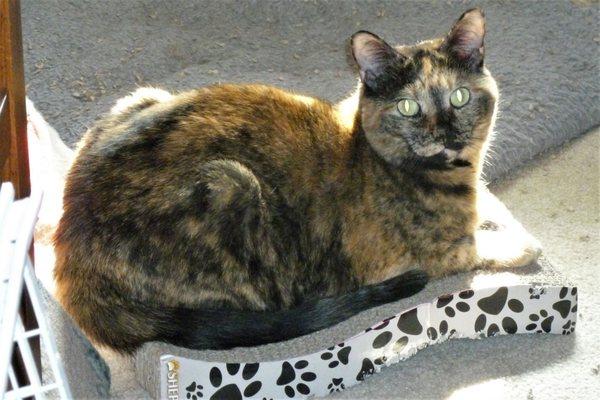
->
[425,117,437,134]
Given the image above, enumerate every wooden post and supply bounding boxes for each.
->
[1,0,39,392]
[1,0,30,199]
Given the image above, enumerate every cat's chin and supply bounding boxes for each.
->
[439,149,473,168]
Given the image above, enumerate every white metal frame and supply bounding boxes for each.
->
[0,182,72,399]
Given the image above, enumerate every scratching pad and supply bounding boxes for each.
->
[134,257,575,399]
[160,284,576,399]
[36,278,111,398]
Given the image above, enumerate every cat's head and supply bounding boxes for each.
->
[350,8,498,170]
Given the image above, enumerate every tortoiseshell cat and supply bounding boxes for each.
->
[55,9,541,353]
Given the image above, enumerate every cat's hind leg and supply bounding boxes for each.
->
[198,159,270,264]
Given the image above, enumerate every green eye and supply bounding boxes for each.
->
[398,99,420,117]
[450,87,470,108]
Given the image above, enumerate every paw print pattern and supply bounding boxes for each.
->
[528,287,545,299]
[553,287,576,318]
[176,285,577,400]
[473,313,518,336]
[473,313,501,337]
[525,309,554,333]
[477,287,508,315]
[372,332,393,349]
[426,319,452,340]
[373,355,388,366]
[356,358,375,381]
[185,382,203,400]
[557,287,578,335]
[327,378,345,394]
[364,316,395,333]
[320,343,351,368]
[276,360,316,398]
[437,292,472,318]
[186,363,262,400]
[422,321,454,343]
[561,319,576,335]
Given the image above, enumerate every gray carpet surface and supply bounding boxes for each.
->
[21,0,599,181]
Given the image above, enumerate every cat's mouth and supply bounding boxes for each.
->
[415,147,471,169]
[411,142,464,159]
[412,142,460,159]
[403,137,471,168]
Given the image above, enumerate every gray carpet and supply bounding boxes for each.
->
[21,0,599,181]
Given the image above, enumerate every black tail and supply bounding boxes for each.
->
[151,270,428,350]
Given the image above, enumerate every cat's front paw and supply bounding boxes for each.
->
[475,229,542,269]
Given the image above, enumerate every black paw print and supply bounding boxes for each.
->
[327,378,345,394]
[561,319,576,335]
[436,293,471,318]
[528,287,545,300]
[320,343,351,368]
[526,309,554,333]
[364,316,395,333]
[373,355,388,366]
[187,363,262,400]
[185,382,203,400]
[276,360,315,398]
[553,286,576,319]
[474,313,518,336]
[426,319,452,341]
[356,358,375,381]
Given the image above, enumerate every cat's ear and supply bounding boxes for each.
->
[350,31,404,92]
[442,8,486,72]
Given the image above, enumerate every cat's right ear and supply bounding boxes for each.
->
[350,31,404,92]
[442,8,486,72]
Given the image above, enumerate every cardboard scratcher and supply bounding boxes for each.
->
[160,284,577,399]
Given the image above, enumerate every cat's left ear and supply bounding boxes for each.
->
[442,8,486,72]
[350,31,405,92]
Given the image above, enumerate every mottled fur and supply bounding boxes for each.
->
[54,9,540,353]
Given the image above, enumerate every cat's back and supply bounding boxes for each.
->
[57,83,346,245]
[83,83,334,155]
[75,84,340,175]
